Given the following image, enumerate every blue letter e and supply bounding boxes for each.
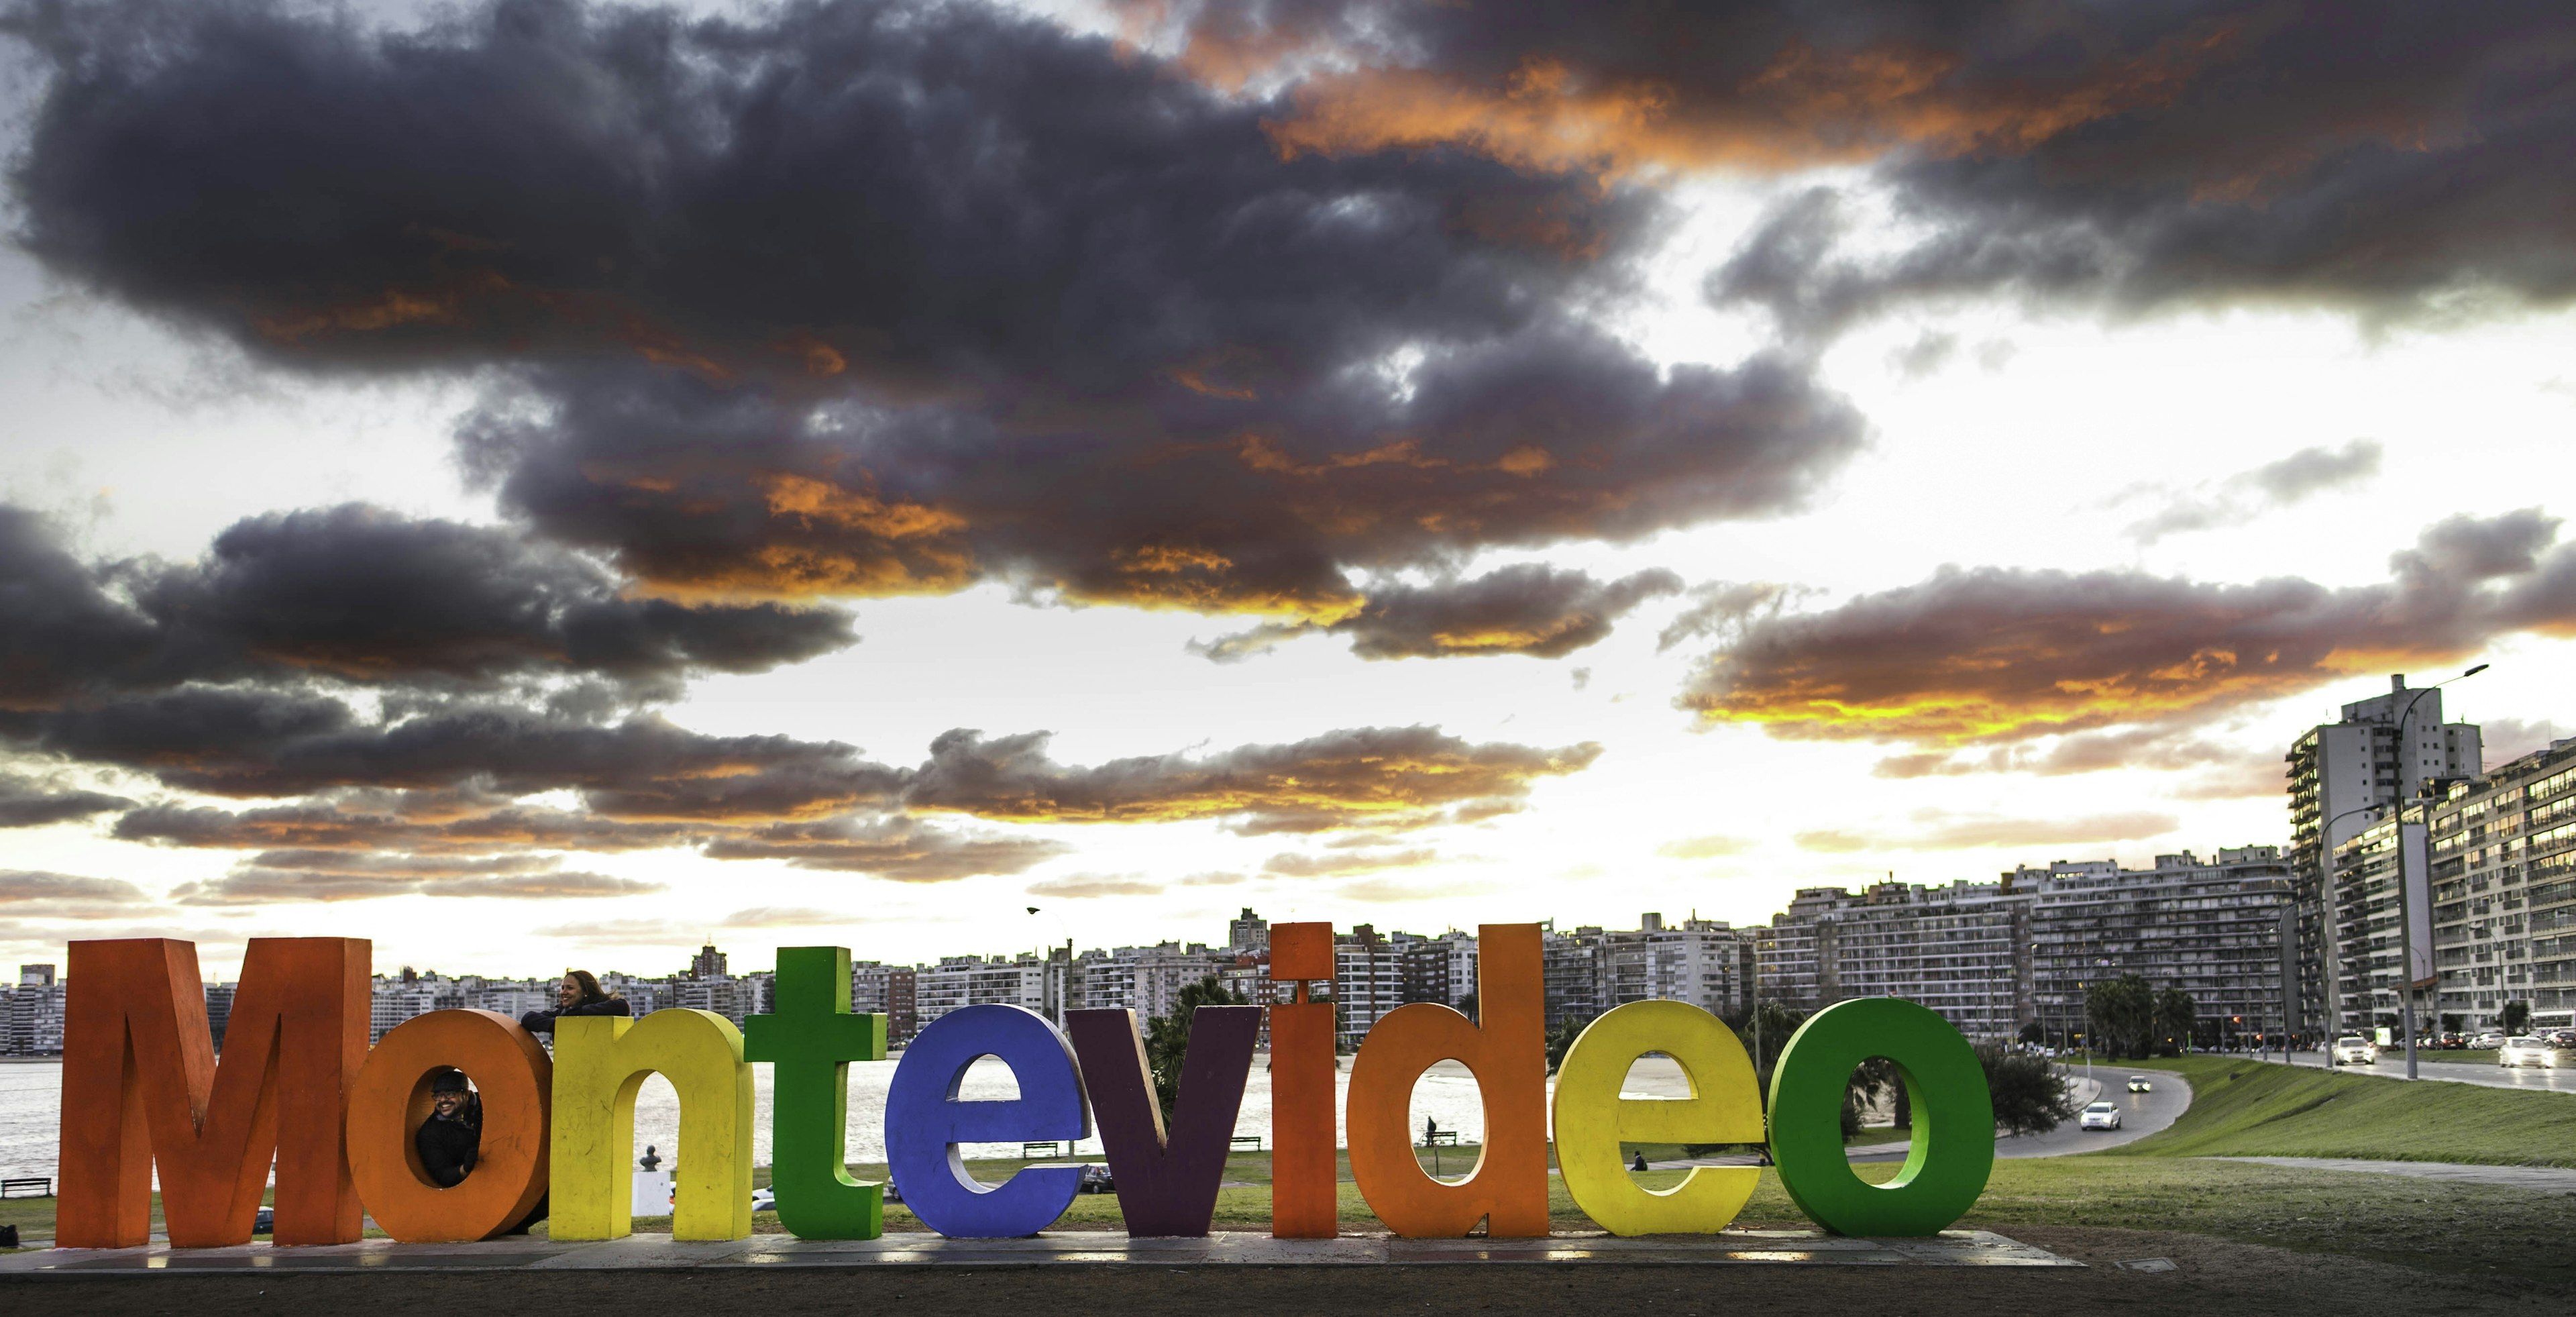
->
[885,1004,1091,1237]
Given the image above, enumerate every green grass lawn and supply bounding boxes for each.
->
[2106,1055,2576,1166]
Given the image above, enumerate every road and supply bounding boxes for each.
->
[2249,1049,2576,1094]
[1656,1066,2192,1169]
[1838,1069,2195,1162]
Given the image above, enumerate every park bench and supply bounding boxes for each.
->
[1,1177,52,1198]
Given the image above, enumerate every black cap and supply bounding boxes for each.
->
[428,1068,470,1094]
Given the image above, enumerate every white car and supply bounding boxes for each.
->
[2333,1035,2376,1065]
[2471,1031,2506,1050]
[2125,1075,2153,1093]
[2500,1037,2561,1069]
[2079,1101,2123,1131]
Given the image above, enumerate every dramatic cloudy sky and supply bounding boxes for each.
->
[3,0,2573,980]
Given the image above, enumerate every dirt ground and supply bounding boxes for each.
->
[1,1227,2556,1317]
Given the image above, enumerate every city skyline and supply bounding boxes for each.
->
[5,0,2576,980]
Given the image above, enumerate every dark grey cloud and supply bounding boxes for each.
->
[1794,812,2180,854]
[80,708,1595,889]
[1655,581,1809,653]
[0,770,131,827]
[7,0,1862,619]
[1261,846,1435,878]
[1191,564,1682,662]
[0,503,854,708]
[1126,3,2576,329]
[700,815,1071,883]
[1024,873,1165,898]
[2118,439,2382,543]
[0,867,156,919]
[1681,509,2576,747]
[171,862,661,905]
[112,796,703,854]
[904,724,1599,833]
[2483,717,2568,768]
[1698,3,2576,335]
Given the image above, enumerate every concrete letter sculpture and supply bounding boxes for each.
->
[1768,997,1995,1236]
[1265,922,1338,1239]
[551,1009,755,1241]
[1347,923,1547,1238]
[1067,1004,1260,1236]
[744,946,890,1239]
[51,936,2010,1247]
[58,937,369,1248]
[1552,1000,1763,1235]
[346,1009,552,1242]
[886,1004,1090,1238]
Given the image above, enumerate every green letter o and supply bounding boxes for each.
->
[1768,997,1994,1236]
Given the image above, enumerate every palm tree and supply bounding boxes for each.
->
[1144,974,1248,1122]
[2086,973,2154,1058]
[2153,986,2197,1054]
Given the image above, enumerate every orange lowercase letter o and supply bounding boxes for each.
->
[58,937,370,1248]
[347,1010,553,1242]
[1346,923,1548,1238]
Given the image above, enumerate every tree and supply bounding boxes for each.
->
[1843,1057,1899,1139]
[2085,973,2155,1059]
[1723,1000,1808,1082]
[1144,974,1247,1123]
[2505,1000,2532,1035]
[2153,986,2197,1055]
[1980,1044,2079,1136]
[1544,1012,1595,1075]
[2017,1021,2045,1045]
[1456,992,1479,1024]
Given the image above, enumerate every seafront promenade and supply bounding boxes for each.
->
[0,1228,2076,1273]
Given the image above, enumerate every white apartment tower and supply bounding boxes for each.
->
[2287,676,2482,1035]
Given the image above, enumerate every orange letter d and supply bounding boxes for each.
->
[1346,924,1546,1237]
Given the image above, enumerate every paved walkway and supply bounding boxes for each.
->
[0,1230,2078,1273]
[2208,1157,2576,1192]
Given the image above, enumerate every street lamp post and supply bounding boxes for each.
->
[2388,664,2489,1082]
[2318,802,2393,1068]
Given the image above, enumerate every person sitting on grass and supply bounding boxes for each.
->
[519,969,632,1034]
[417,1068,480,1188]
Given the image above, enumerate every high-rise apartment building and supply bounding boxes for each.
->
[1602,915,1751,1019]
[690,943,729,980]
[1756,881,2029,1037]
[1227,908,1269,955]
[7,964,64,1055]
[1761,850,2291,1045]
[2024,849,2294,1043]
[915,953,1053,1029]
[2422,735,2576,1030]
[851,960,918,1041]
[203,981,238,1050]
[1334,925,1405,1049]
[2287,676,2481,1035]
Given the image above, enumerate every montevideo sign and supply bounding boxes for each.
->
[54,923,1994,1248]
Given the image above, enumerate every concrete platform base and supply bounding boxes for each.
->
[3,1229,2077,1273]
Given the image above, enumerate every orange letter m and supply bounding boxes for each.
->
[58,938,369,1248]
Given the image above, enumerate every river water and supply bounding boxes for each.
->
[0,1054,1690,1184]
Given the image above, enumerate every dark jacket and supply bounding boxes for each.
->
[519,996,633,1034]
[417,1101,480,1188]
